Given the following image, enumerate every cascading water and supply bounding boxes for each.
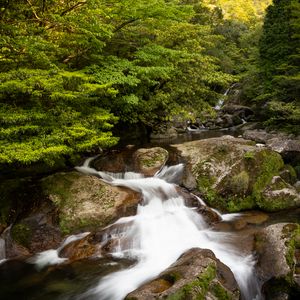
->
[27,232,90,270]
[0,238,6,264]
[214,83,238,110]
[76,158,262,300]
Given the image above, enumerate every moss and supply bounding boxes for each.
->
[285,224,300,269]
[227,196,256,213]
[11,223,31,247]
[230,171,249,196]
[42,172,115,234]
[41,172,81,206]
[196,148,286,213]
[211,282,233,300]
[251,150,284,202]
[244,151,255,160]
[166,264,217,300]
[138,148,168,169]
[195,160,216,196]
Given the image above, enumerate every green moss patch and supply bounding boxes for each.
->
[195,148,287,212]
[166,264,236,300]
[11,223,32,247]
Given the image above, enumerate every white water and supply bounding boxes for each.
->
[75,158,261,300]
[215,83,239,110]
[27,232,90,270]
[0,238,6,260]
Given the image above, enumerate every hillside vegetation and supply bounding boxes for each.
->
[0,0,298,169]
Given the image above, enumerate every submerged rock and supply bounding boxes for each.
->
[126,248,240,300]
[41,172,141,234]
[173,136,299,212]
[255,223,300,298]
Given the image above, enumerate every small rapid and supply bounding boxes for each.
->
[76,158,262,300]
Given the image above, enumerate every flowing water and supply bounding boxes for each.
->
[0,238,6,264]
[75,158,262,300]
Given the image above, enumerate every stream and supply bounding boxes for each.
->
[74,158,261,300]
[1,143,299,299]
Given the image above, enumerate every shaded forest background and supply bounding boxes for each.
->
[0,0,299,168]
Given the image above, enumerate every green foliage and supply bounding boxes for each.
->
[0,0,272,168]
[241,0,300,131]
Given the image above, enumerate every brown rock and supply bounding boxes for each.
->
[59,234,99,261]
[126,248,240,299]
[133,147,168,176]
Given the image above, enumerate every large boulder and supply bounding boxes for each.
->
[41,171,141,234]
[173,136,300,212]
[133,147,168,176]
[255,223,300,298]
[126,248,240,300]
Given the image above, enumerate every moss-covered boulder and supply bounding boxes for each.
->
[173,136,299,212]
[261,176,300,211]
[255,223,300,298]
[41,172,141,234]
[126,248,240,300]
[133,147,168,176]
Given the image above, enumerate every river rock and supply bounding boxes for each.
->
[133,147,168,176]
[242,129,275,143]
[3,186,63,258]
[150,126,178,140]
[41,172,141,234]
[261,176,300,211]
[242,130,300,163]
[125,248,240,300]
[93,151,127,173]
[173,136,299,212]
[177,188,222,224]
[59,233,100,261]
[255,223,300,298]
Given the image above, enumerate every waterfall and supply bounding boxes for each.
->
[215,83,238,110]
[0,238,6,264]
[76,158,262,300]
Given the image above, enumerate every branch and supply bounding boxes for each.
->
[60,1,87,17]
[26,0,41,20]
[113,19,139,33]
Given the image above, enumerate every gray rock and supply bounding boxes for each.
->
[255,223,300,298]
[242,130,274,144]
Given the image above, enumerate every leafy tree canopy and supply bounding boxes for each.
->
[0,0,272,168]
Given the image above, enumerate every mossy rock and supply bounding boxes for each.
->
[133,147,168,176]
[174,136,299,212]
[126,248,240,300]
[256,223,300,298]
[260,176,300,211]
[41,171,140,234]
